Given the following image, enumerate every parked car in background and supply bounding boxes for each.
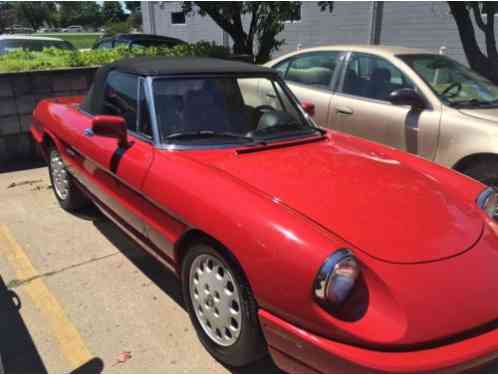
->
[267,45,498,187]
[0,35,75,55]
[31,56,498,373]
[4,25,34,34]
[93,33,186,50]
[62,25,83,33]
[37,27,60,33]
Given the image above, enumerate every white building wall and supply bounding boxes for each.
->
[140,1,498,65]
[141,2,225,44]
[275,2,372,56]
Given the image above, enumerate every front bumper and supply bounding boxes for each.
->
[259,309,498,373]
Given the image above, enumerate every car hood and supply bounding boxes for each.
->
[459,107,498,123]
[192,135,484,264]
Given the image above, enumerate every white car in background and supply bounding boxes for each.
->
[0,35,75,55]
[62,25,83,33]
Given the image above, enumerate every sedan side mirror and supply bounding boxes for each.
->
[389,89,425,109]
[92,115,128,148]
[301,101,316,117]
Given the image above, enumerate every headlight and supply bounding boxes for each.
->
[477,187,498,220]
[314,249,359,306]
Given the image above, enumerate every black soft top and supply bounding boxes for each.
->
[81,57,274,114]
[111,56,271,76]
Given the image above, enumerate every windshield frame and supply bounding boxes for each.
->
[397,53,498,108]
[148,73,322,150]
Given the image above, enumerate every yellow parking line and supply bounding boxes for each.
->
[0,225,93,369]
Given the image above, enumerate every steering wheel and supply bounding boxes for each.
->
[441,82,462,98]
[255,105,276,113]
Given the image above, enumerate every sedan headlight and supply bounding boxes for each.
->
[314,249,359,306]
[477,187,498,220]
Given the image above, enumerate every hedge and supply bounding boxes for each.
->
[0,42,230,73]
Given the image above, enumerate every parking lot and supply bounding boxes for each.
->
[0,164,280,373]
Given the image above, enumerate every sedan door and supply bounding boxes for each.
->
[274,51,343,126]
[332,52,440,158]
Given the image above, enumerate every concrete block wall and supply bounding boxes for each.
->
[0,67,97,171]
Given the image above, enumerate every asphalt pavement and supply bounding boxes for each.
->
[0,164,278,373]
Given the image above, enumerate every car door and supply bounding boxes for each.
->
[77,71,154,236]
[332,52,440,158]
[274,51,343,127]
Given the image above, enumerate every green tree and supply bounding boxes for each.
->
[124,1,141,14]
[182,2,301,63]
[14,2,57,31]
[81,2,103,29]
[59,1,84,27]
[102,1,127,24]
[127,11,142,31]
[125,1,142,31]
[0,2,17,33]
[182,2,333,63]
[448,2,498,84]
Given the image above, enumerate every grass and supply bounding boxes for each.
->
[30,33,102,49]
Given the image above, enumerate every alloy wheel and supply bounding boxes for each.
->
[50,151,69,200]
[189,253,242,347]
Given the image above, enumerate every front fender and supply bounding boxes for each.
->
[435,107,498,169]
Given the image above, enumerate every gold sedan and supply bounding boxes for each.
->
[266,45,498,186]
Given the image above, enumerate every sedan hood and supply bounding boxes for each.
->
[459,108,498,123]
[193,134,484,264]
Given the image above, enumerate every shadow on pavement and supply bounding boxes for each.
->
[0,159,46,175]
[0,275,105,374]
[90,208,282,373]
[71,357,104,374]
[0,275,46,373]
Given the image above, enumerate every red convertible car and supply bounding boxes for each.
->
[31,57,498,373]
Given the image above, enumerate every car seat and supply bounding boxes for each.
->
[366,68,392,100]
[184,83,229,133]
[343,69,363,97]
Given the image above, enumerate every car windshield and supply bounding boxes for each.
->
[399,54,498,108]
[152,75,319,146]
[0,39,74,54]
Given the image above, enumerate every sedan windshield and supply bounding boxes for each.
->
[399,54,498,108]
[152,76,319,146]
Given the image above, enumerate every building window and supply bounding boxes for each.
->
[171,11,186,25]
[283,5,301,23]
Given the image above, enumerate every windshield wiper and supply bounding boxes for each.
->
[164,130,255,142]
[449,99,498,108]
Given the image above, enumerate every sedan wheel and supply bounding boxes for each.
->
[182,241,267,367]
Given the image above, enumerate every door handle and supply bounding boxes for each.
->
[336,106,354,115]
[84,128,94,137]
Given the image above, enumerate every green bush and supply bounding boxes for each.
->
[0,42,230,73]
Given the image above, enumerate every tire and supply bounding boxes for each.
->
[181,240,267,368]
[461,158,498,188]
[48,148,89,211]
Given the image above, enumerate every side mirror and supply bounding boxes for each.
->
[301,100,316,117]
[92,115,128,148]
[389,88,425,109]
